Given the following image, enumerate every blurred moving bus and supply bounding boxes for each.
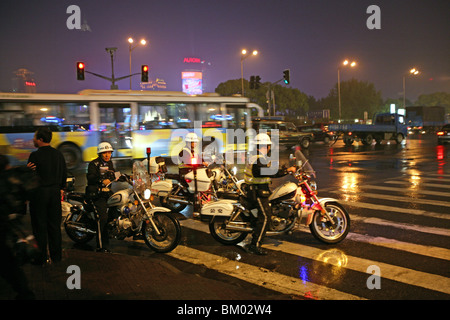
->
[0,90,263,169]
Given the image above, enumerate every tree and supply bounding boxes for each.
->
[415,92,450,113]
[215,80,309,117]
[323,78,383,120]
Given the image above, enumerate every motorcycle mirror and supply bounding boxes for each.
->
[289,154,295,165]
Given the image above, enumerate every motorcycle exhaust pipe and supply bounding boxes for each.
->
[225,222,253,233]
[65,221,96,234]
[166,196,190,205]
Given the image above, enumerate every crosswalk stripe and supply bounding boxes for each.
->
[180,220,450,295]
[385,180,450,189]
[263,240,450,295]
[350,215,450,237]
[168,245,365,300]
[416,177,450,183]
[327,191,450,208]
[339,200,450,220]
[345,233,450,261]
[359,185,450,197]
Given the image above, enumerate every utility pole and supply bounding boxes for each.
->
[81,47,140,90]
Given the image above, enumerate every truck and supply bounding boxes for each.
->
[405,106,445,133]
[328,112,407,146]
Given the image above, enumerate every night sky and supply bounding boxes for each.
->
[1,0,449,101]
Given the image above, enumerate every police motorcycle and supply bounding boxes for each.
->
[150,153,244,214]
[63,159,182,253]
[203,149,350,245]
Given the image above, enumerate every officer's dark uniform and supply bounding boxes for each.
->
[244,154,288,255]
[86,156,115,251]
[28,145,67,263]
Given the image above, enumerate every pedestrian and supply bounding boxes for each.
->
[0,154,36,299]
[243,133,296,255]
[27,127,67,265]
[86,142,116,252]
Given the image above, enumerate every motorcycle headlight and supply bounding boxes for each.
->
[144,189,151,200]
[232,166,237,176]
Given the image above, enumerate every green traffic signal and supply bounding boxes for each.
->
[283,69,290,84]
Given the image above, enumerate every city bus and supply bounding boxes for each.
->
[0,90,263,169]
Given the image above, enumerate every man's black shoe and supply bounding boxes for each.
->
[247,244,268,255]
[96,248,111,253]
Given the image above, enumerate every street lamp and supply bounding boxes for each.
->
[128,37,147,89]
[338,59,357,121]
[403,67,420,108]
[240,49,258,96]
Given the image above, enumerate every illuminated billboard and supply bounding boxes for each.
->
[181,71,203,95]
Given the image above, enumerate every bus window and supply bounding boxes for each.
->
[226,105,247,129]
[196,103,222,128]
[138,103,195,129]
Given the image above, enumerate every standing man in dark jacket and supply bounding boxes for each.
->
[27,127,67,265]
[86,142,116,252]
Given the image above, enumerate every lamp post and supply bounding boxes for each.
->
[403,68,419,108]
[240,49,258,96]
[337,59,357,121]
[128,37,147,89]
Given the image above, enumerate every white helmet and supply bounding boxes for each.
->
[254,133,272,145]
[185,132,199,143]
[97,142,114,154]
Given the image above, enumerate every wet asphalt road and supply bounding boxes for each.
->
[65,133,450,300]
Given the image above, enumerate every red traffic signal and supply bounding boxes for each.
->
[141,65,149,82]
[77,62,85,80]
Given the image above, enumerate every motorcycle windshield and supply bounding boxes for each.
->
[294,150,315,177]
[133,160,151,195]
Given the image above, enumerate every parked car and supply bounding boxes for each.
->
[297,124,336,144]
[252,118,313,149]
[437,124,450,144]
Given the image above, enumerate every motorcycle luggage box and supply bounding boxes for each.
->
[201,199,236,216]
[185,168,212,192]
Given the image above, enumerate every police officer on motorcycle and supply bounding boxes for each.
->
[244,133,296,255]
[178,132,208,167]
[86,142,116,252]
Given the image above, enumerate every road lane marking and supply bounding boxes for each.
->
[168,245,365,300]
[339,200,450,220]
[350,215,450,237]
[180,220,450,295]
[263,240,450,295]
[359,185,450,197]
[327,191,450,208]
[385,180,450,189]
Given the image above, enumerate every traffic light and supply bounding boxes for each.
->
[283,69,290,85]
[249,75,261,89]
[141,65,149,82]
[76,62,85,80]
[249,76,255,89]
[255,76,261,89]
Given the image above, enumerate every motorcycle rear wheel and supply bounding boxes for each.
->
[160,188,188,213]
[209,216,248,245]
[309,202,350,244]
[64,213,96,244]
[142,212,182,253]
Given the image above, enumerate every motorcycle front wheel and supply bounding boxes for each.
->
[309,202,350,244]
[142,213,182,253]
[209,216,248,245]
